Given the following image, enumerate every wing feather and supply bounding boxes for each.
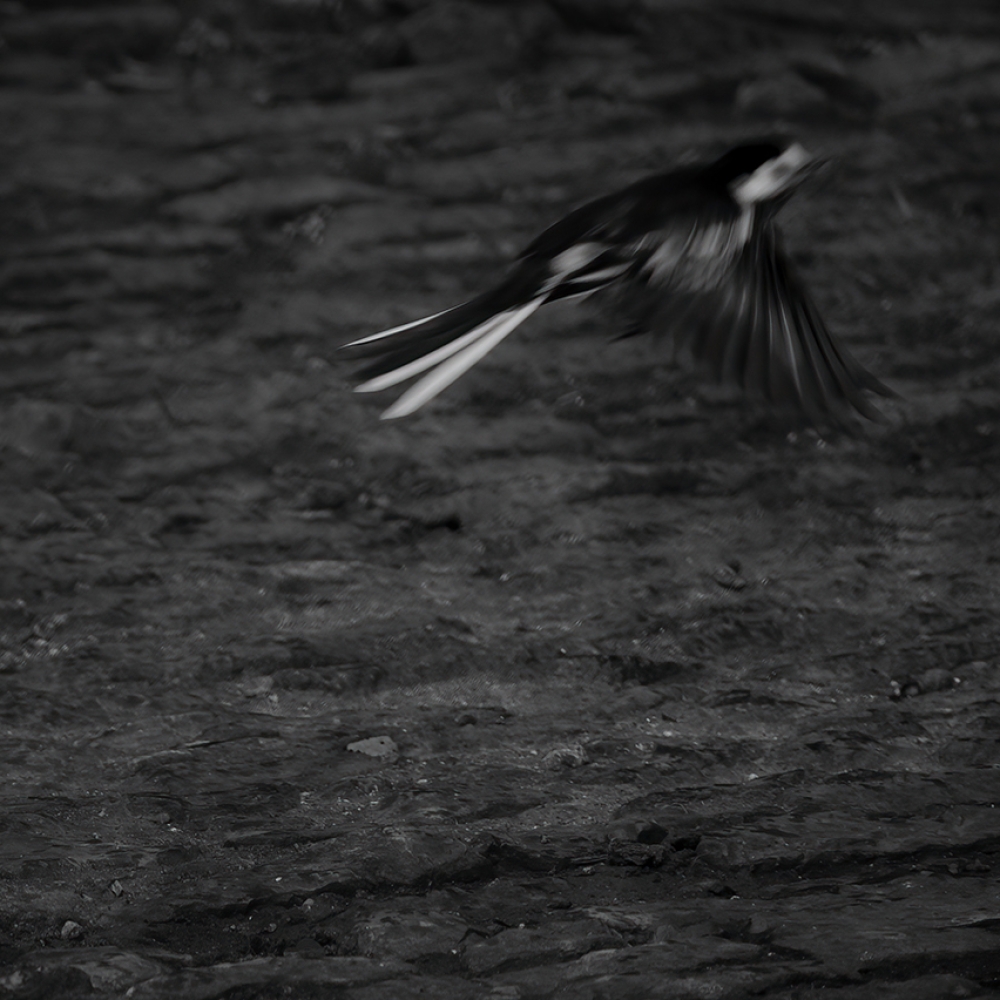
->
[668,226,895,423]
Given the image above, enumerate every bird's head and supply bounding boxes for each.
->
[713,140,822,207]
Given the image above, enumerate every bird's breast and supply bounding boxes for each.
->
[640,207,754,292]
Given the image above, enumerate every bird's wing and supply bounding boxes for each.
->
[616,224,894,424]
[519,166,724,259]
[526,177,739,303]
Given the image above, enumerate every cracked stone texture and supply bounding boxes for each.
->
[2,0,1000,998]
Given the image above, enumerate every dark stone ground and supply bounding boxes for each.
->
[2,0,1000,997]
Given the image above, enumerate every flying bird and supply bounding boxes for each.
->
[342,140,893,424]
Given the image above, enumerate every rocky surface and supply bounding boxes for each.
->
[2,1,1000,997]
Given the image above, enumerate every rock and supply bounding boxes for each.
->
[0,400,76,455]
[889,668,959,699]
[1,966,95,999]
[149,155,240,196]
[289,938,326,958]
[605,841,668,867]
[712,564,748,591]
[463,920,619,976]
[735,71,830,118]
[347,735,398,757]
[793,55,880,114]
[127,956,411,1000]
[60,920,84,940]
[542,743,589,768]
[606,819,668,845]
[21,947,175,994]
[355,909,469,962]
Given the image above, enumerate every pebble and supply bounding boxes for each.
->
[347,735,398,757]
[60,920,84,940]
[542,743,589,768]
[735,71,830,117]
[889,668,960,699]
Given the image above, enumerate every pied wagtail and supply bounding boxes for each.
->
[342,140,893,425]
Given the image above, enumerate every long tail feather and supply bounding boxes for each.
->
[379,298,546,419]
[344,306,457,347]
[355,319,507,393]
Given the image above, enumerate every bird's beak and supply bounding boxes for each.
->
[786,144,830,183]
[732,143,825,206]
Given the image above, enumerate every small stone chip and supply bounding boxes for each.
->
[889,668,960,699]
[347,735,398,757]
[542,743,589,768]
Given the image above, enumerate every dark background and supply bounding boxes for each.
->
[2,1,1000,997]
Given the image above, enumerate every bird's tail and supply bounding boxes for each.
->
[341,267,549,420]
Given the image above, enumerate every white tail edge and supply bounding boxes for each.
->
[343,306,455,348]
[355,311,514,393]
[380,298,545,419]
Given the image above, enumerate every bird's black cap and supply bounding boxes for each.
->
[707,141,786,184]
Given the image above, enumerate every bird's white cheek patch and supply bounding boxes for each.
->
[732,143,811,205]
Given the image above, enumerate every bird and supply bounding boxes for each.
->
[341,140,894,425]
